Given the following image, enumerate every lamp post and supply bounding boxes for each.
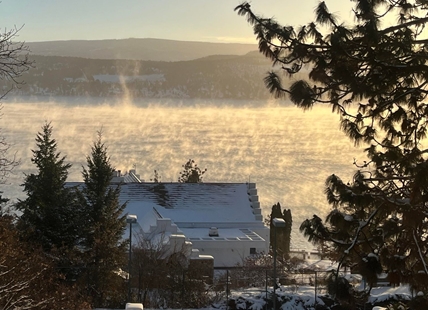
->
[272,218,285,310]
[127,214,137,302]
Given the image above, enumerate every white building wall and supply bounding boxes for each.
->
[190,239,267,268]
[251,227,270,253]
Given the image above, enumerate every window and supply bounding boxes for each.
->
[250,248,256,255]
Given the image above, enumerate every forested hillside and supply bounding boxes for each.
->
[8,52,286,100]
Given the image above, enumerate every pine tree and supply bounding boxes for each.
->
[79,131,127,308]
[16,122,80,251]
[237,0,428,295]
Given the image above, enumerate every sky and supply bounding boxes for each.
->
[1,0,352,44]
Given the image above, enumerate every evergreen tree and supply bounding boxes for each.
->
[269,202,292,260]
[178,159,207,183]
[236,0,428,295]
[79,131,127,308]
[16,122,80,251]
[283,208,292,259]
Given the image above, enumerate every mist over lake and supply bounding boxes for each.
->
[1,97,365,250]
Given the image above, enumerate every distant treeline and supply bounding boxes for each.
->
[7,53,304,101]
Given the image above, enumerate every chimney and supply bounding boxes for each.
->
[209,227,219,237]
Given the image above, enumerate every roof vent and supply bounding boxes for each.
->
[209,227,219,237]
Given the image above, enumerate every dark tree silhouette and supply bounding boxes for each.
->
[151,169,162,183]
[268,203,292,260]
[79,131,127,308]
[16,122,81,252]
[178,159,207,183]
[237,0,428,295]
[0,26,32,98]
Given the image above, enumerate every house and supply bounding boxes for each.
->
[72,169,270,268]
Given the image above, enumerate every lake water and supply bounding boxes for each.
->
[1,97,365,250]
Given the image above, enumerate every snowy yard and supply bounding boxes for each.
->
[114,283,410,310]
[94,279,414,310]
[94,258,418,310]
[205,284,412,310]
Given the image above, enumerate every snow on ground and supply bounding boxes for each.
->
[97,280,414,310]
[203,284,412,310]
[369,285,412,304]
[98,259,415,309]
[199,260,413,310]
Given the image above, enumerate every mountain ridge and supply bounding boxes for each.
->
[26,38,258,62]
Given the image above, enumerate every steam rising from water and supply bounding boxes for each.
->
[2,98,365,249]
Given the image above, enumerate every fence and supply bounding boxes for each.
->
[213,267,356,309]
[94,266,357,309]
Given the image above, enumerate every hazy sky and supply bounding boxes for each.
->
[1,0,352,43]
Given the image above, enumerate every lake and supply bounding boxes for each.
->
[1,97,365,250]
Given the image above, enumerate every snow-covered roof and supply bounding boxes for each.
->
[121,182,261,225]
[66,181,263,230]
[68,179,268,267]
